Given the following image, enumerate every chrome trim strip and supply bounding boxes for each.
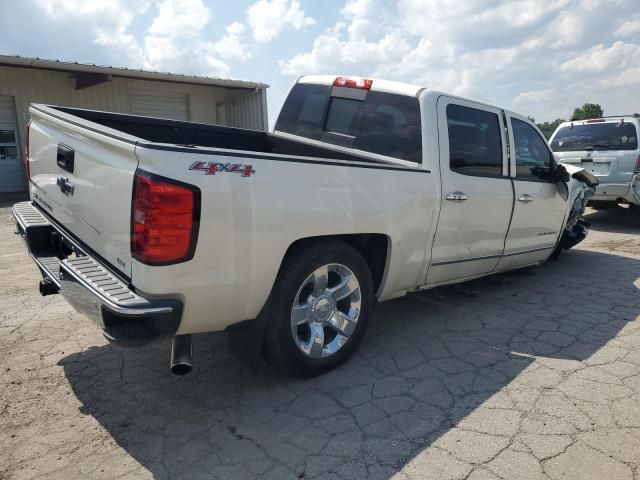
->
[596,183,629,187]
[503,246,554,257]
[431,246,554,267]
[431,253,502,267]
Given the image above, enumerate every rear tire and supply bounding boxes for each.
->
[262,240,373,377]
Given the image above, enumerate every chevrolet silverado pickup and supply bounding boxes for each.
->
[13,75,597,376]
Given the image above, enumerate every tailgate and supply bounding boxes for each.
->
[28,105,140,278]
[557,151,614,177]
[558,150,637,183]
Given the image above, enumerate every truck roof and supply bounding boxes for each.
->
[298,75,424,97]
[556,115,640,128]
[296,75,510,113]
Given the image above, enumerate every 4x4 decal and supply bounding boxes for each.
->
[189,161,255,177]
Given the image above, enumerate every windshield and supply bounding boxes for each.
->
[275,83,422,163]
[550,122,638,152]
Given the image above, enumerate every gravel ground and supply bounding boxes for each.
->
[1,200,639,480]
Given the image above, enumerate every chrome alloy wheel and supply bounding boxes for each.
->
[290,263,361,359]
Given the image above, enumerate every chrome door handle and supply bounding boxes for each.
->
[445,191,468,201]
[518,194,533,203]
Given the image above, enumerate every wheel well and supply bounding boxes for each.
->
[282,234,390,297]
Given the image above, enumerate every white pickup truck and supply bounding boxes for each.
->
[13,75,597,376]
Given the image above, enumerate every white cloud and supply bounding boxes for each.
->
[148,0,210,38]
[560,41,640,72]
[615,17,640,37]
[34,0,149,18]
[513,89,554,108]
[247,0,316,43]
[34,0,251,78]
[207,22,251,62]
[280,0,640,121]
[36,0,150,54]
[601,67,640,87]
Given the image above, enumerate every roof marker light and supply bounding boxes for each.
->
[333,76,373,90]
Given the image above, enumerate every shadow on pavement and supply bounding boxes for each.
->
[0,192,28,209]
[60,248,640,479]
[583,205,640,234]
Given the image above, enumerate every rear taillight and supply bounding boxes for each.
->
[131,171,200,265]
[24,121,31,179]
[333,76,373,90]
[635,154,640,174]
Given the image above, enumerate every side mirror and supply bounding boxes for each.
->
[556,181,569,201]
[553,164,571,183]
[553,164,570,201]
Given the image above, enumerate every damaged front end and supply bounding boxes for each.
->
[558,168,599,250]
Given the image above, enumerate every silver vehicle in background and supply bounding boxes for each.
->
[550,115,640,210]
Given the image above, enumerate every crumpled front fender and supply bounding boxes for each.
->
[556,165,597,251]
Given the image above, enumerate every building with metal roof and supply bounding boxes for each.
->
[0,55,269,192]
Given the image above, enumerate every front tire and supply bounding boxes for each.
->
[588,200,616,210]
[262,240,373,377]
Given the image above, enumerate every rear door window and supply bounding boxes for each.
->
[550,122,638,151]
[275,84,422,163]
[446,104,503,177]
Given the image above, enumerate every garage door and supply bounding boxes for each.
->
[129,91,190,121]
[0,96,22,193]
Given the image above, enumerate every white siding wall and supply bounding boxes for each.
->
[217,88,269,131]
[0,66,267,190]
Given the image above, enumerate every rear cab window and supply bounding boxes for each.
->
[550,122,638,152]
[275,83,422,163]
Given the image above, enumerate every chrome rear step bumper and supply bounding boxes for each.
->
[12,201,182,347]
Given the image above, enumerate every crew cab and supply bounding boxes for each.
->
[13,75,597,376]
[550,115,640,209]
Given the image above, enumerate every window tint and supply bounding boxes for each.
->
[275,84,422,162]
[0,146,18,159]
[0,130,16,144]
[325,98,360,135]
[512,119,553,180]
[550,122,638,152]
[446,104,503,176]
[275,84,328,141]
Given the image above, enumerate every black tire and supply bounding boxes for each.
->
[262,240,373,377]
[588,200,616,210]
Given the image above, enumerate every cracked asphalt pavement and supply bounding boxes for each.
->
[1,200,640,480]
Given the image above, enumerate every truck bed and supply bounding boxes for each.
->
[51,106,396,166]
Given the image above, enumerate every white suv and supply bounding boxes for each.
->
[550,115,640,210]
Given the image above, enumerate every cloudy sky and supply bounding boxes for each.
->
[2,0,639,126]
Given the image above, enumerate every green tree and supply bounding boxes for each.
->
[536,118,566,140]
[571,103,603,120]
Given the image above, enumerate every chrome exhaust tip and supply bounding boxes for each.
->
[170,334,193,376]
